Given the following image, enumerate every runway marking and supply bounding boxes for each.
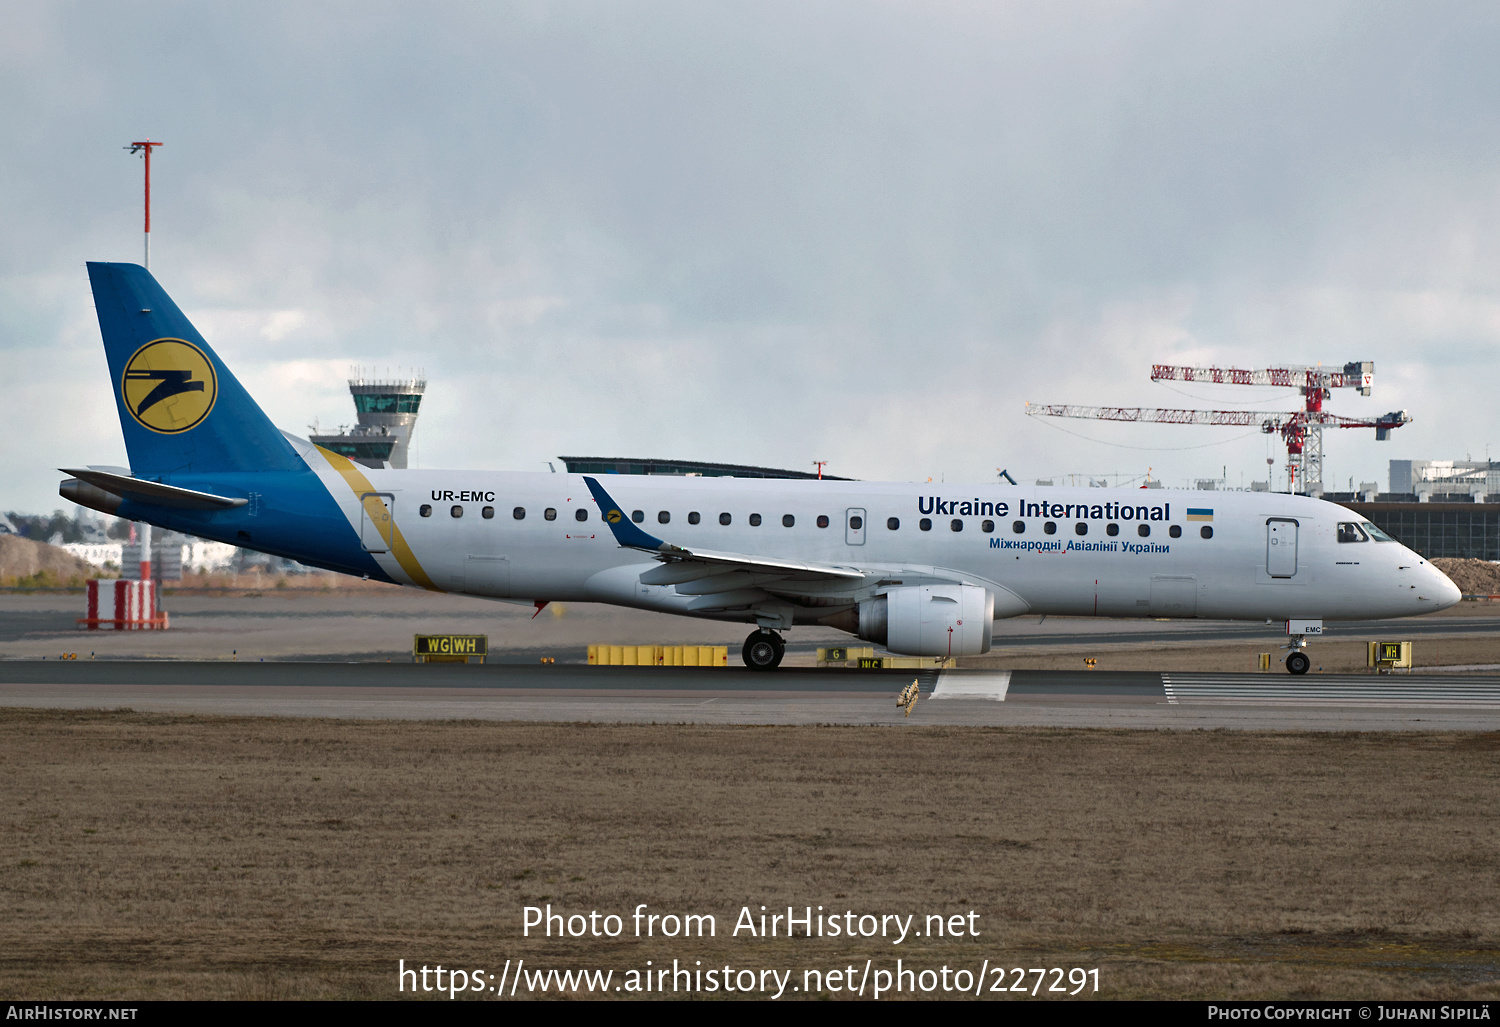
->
[1163,673,1500,709]
[931,671,1011,701]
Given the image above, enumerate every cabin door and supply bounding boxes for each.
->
[359,493,394,553]
[1266,518,1299,578]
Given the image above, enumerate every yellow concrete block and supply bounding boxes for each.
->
[716,646,728,666]
[636,644,656,666]
[587,644,598,666]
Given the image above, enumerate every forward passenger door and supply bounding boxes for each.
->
[1267,518,1299,578]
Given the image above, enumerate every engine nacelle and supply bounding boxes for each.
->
[857,584,994,657]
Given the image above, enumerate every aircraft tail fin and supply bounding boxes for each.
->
[86,262,301,476]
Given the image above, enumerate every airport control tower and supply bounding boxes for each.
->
[309,374,426,469]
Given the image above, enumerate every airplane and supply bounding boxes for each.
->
[60,262,1462,674]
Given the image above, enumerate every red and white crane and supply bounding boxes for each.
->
[1026,361,1409,492]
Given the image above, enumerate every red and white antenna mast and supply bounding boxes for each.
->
[125,139,163,269]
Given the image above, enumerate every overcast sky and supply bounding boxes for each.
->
[4,1,1500,513]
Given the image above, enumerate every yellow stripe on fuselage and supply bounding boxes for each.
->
[315,445,440,591]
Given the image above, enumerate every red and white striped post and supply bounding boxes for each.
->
[126,139,163,268]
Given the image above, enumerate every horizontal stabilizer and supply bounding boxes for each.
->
[58,467,248,510]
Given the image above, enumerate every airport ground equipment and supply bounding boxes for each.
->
[413,634,487,664]
[1368,641,1413,673]
[1257,653,1272,671]
[1027,360,1408,494]
[587,644,729,667]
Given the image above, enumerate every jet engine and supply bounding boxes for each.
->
[856,584,994,656]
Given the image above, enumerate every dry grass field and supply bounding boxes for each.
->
[2,709,1498,1000]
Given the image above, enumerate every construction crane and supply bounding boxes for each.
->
[1149,362,1373,394]
[1026,358,1409,492]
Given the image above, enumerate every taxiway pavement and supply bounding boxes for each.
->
[2,661,1498,730]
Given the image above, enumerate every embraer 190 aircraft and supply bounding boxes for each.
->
[61,263,1461,673]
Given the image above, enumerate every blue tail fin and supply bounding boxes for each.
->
[87,262,301,476]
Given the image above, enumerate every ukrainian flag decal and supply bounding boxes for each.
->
[1186,508,1214,522]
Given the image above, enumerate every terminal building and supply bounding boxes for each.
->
[309,375,426,469]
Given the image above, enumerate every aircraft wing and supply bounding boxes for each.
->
[583,476,865,586]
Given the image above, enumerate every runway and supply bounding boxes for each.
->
[2,660,1499,729]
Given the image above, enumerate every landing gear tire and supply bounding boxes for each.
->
[742,630,785,671]
[1286,651,1311,676]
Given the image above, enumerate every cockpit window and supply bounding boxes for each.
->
[1337,522,1369,543]
[1362,521,1396,543]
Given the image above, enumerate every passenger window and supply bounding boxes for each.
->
[950,519,963,532]
[782,514,795,527]
[451,505,463,518]
[1075,522,1087,535]
[1337,522,1369,543]
[513,507,526,520]
[482,506,494,519]
[981,519,994,533]
[658,511,670,524]
[632,510,645,523]
[1137,524,1149,537]
[1362,522,1395,542]
[1044,521,1056,535]
[849,516,863,530]
[919,518,932,531]
[1106,523,1118,536]
[749,513,762,526]
[886,517,900,530]
[1012,521,1025,534]
[816,515,830,528]
[1200,525,1213,539]
[688,511,701,525]
[419,504,432,517]
[575,508,588,522]
[544,508,557,521]
[1169,525,1182,538]
[719,512,732,525]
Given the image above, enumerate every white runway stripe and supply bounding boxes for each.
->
[1163,673,1500,709]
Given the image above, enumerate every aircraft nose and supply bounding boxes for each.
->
[1429,565,1462,610]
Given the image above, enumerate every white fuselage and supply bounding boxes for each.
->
[310,462,1461,627]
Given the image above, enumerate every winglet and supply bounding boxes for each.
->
[583,476,669,551]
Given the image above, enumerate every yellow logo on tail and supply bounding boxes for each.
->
[607,509,622,523]
[121,338,218,434]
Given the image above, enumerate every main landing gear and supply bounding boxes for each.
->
[742,629,785,671]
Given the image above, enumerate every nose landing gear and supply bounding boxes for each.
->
[1284,633,1312,675]
[742,629,785,670]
